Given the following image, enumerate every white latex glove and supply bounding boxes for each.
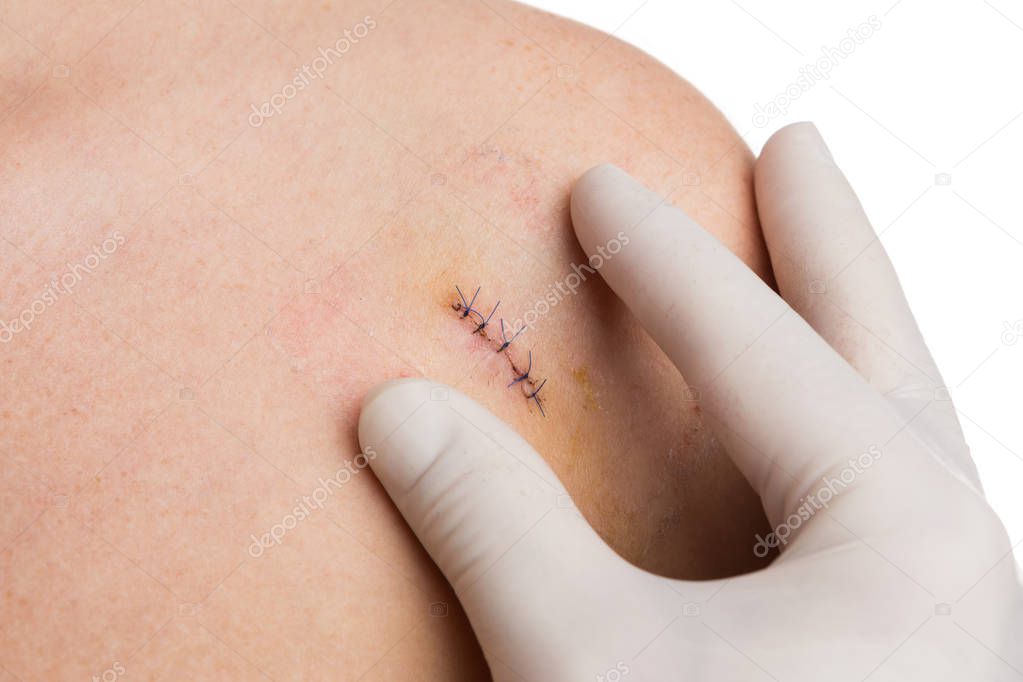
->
[358,123,1021,681]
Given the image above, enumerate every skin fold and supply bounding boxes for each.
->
[1,0,771,679]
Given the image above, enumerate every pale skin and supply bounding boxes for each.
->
[357,135,1020,680]
[3,1,772,679]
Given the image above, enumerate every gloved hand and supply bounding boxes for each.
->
[357,123,1021,681]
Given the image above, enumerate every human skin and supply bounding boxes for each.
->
[1,0,771,679]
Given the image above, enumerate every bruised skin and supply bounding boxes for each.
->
[1,0,770,679]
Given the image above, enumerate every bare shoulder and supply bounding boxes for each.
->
[0,2,772,679]
[1,0,763,268]
[482,0,767,266]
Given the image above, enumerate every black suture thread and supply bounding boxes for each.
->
[508,350,532,387]
[526,378,547,417]
[455,285,482,320]
[497,318,524,352]
[453,287,546,417]
[474,300,500,333]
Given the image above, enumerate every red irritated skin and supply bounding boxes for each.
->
[1,0,770,678]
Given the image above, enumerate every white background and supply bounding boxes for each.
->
[523,0,1023,559]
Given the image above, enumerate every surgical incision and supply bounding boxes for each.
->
[451,285,547,416]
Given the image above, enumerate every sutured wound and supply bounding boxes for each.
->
[452,285,547,416]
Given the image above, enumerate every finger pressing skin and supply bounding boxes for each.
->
[755,123,981,485]
[569,164,905,525]
[755,122,942,398]
[358,378,682,679]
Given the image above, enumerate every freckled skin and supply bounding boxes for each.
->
[1,0,770,679]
